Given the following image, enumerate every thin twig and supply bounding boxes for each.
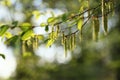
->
[54,3,102,26]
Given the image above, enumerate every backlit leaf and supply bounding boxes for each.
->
[79,6,84,12]
[0,54,5,59]
[77,19,83,30]
[37,35,44,40]
[22,30,34,40]
[1,0,12,6]
[46,39,55,47]
[47,17,55,23]
[62,14,67,21]
[4,35,18,45]
[0,25,9,36]
[20,23,32,31]
[11,21,18,29]
[45,25,49,32]
[32,10,41,19]
[40,23,47,27]
[4,32,12,39]
[83,1,89,9]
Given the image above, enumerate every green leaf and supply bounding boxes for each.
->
[46,39,55,47]
[44,38,49,43]
[11,21,18,29]
[47,17,55,23]
[0,25,9,36]
[20,23,32,31]
[4,35,18,45]
[0,54,5,59]
[2,0,12,6]
[4,32,12,39]
[77,19,83,30]
[32,10,41,19]
[40,23,47,27]
[82,1,89,9]
[22,30,34,40]
[45,25,49,32]
[62,14,67,21]
[79,6,84,12]
[37,35,44,40]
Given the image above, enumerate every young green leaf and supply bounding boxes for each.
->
[11,21,18,29]
[46,39,55,47]
[2,0,12,6]
[22,30,34,40]
[45,25,49,32]
[32,10,41,19]
[40,23,47,27]
[37,35,44,40]
[20,23,32,31]
[0,54,5,59]
[77,19,83,30]
[82,0,89,9]
[47,17,55,23]
[62,14,67,21]
[0,25,9,36]
[4,35,18,45]
[4,32,12,39]
[79,6,84,12]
